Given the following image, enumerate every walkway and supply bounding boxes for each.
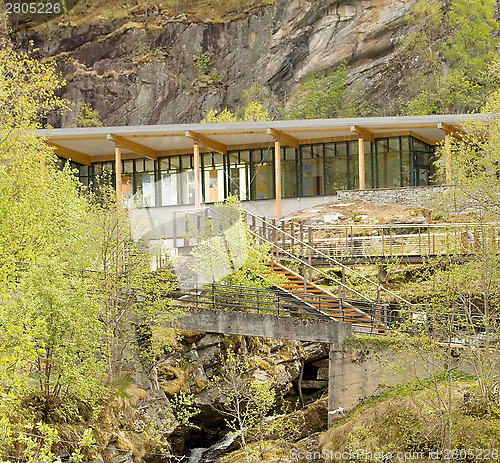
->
[246,216,495,265]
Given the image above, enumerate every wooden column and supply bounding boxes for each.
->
[358,137,365,190]
[193,142,201,208]
[274,139,282,218]
[115,143,122,206]
[114,142,123,274]
[445,133,452,184]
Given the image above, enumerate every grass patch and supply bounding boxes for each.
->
[320,378,497,461]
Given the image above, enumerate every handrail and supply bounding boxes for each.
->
[193,205,380,305]
[243,209,415,306]
[304,222,500,230]
[246,226,377,304]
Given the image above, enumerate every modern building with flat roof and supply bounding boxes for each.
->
[38,114,485,217]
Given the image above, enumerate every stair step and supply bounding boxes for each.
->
[264,261,387,332]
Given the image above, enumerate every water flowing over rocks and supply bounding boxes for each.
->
[92,330,332,462]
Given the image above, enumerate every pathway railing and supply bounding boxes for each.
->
[166,279,496,340]
[245,218,500,261]
[243,209,415,307]
[166,279,399,333]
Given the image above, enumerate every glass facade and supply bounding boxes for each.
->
[61,135,435,207]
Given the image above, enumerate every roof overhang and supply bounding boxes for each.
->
[37,114,491,164]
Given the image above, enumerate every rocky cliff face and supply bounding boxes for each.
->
[89,329,331,462]
[11,0,415,126]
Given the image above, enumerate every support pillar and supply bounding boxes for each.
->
[274,139,281,218]
[193,142,201,208]
[328,322,352,426]
[328,345,345,426]
[445,133,452,184]
[358,137,365,190]
[115,143,122,206]
[114,143,124,273]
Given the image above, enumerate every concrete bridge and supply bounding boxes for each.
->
[159,305,392,424]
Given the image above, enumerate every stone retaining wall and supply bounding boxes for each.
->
[337,186,447,208]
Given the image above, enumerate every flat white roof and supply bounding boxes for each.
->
[38,114,489,166]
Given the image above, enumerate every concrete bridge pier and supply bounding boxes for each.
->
[327,321,352,426]
[328,345,348,425]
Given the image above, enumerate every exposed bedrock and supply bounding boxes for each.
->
[10,0,415,126]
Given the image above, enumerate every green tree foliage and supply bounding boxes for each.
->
[202,102,270,123]
[381,100,500,450]
[202,82,272,122]
[286,62,372,119]
[401,0,499,115]
[188,196,285,288]
[436,87,500,214]
[86,178,177,384]
[211,348,277,463]
[0,43,106,457]
[202,107,239,123]
[72,102,103,127]
[194,48,211,75]
[0,42,67,133]
[0,43,178,459]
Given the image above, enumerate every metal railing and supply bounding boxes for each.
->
[247,219,500,261]
[243,209,415,307]
[166,279,497,341]
[166,279,399,333]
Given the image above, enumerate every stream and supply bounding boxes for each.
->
[188,432,238,463]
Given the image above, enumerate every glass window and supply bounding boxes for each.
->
[134,162,155,207]
[401,136,410,152]
[160,157,179,206]
[301,145,323,196]
[411,137,433,186]
[203,153,225,203]
[251,148,274,200]
[325,143,347,194]
[348,141,359,190]
[227,151,249,201]
[180,154,195,205]
[135,159,144,172]
[78,165,89,176]
[376,138,400,188]
[364,141,373,189]
[400,137,411,187]
[282,147,297,198]
[121,160,134,204]
[413,139,431,152]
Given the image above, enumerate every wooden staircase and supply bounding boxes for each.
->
[260,261,386,334]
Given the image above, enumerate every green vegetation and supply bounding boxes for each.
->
[0,44,178,460]
[400,0,499,114]
[0,43,103,460]
[189,196,285,289]
[202,82,273,122]
[286,62,373,119]
[203,83,272,122]
[211,347,300,463]
[202,102,270,122]
[72,102,103,127]
[321,378,500,461]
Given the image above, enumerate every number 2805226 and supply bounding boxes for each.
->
[5,2,62,14]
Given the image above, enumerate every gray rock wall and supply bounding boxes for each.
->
[11,0,416,126]
[337,186,447,208]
